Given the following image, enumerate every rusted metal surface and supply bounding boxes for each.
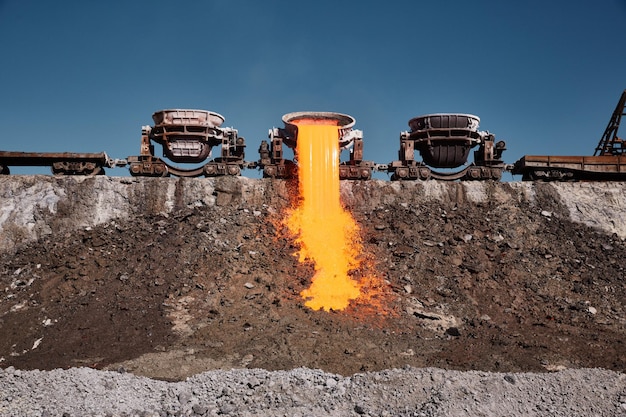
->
[513,90,626,181]
[595,90,626,156]
[127,156,245,178]
[148,109,243,165]
[127,155,169,177]
[388,164,504,181]
[0,151,108,165]
[388,113,506,181]
[0,151,125,176]
[404,114,482,168]
[128,109,246,178]
[422,142,472,169]
[512,155,626,180]
[258,111,374,180]
[4,90,625,182]
[151,109,225,128]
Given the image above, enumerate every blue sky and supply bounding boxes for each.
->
[1,1,625,179]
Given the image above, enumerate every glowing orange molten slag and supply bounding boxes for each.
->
[283,118,370,311]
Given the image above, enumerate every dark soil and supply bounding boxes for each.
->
[1,181,625,381]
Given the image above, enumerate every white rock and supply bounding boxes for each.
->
[32,338,43,350]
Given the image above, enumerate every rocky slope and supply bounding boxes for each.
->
[0,176,625,415]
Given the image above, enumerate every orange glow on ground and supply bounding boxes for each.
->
[283,118,383,312]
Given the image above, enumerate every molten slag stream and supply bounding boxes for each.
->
[284,119,368,311]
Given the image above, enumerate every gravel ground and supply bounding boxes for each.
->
[1,366,625,417]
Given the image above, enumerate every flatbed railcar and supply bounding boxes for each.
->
[512,89,626,181]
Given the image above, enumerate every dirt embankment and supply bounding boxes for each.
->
[1,176,625,381]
